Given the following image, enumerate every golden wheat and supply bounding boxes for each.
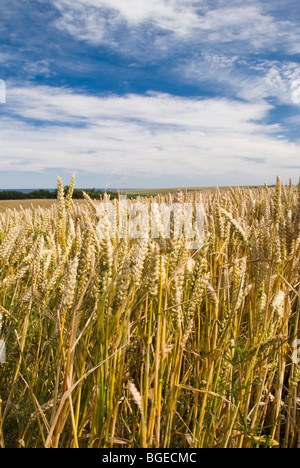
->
[0,176,299,448]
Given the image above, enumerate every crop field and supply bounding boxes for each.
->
[0,199,58,212]
[0,199,88,212]
[0,176,299,448]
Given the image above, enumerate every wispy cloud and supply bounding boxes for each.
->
[52,0,300,56]
[53,0,201,40]
[180,56,300,105]
[49,0,300,108]
[1,84,299,185]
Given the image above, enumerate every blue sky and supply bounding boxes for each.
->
[0,0,299,189]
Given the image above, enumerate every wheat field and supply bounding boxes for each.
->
[0,176,299,448]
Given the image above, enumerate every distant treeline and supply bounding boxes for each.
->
[0,188,119,200]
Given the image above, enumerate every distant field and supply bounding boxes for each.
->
[0,185,267,210]
[0,199,58,211]
[0,188,212,210]
[122,186,231,197]
[0,199,86,211]
[0,189,197,210]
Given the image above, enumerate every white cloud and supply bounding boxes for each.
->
[1,84,299,185]
[48,0,300,111]
[264,63,300,105]
[24,59,52,79]
[52,0,299,55]
[180,55,300,106]
[53,0,200,38]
